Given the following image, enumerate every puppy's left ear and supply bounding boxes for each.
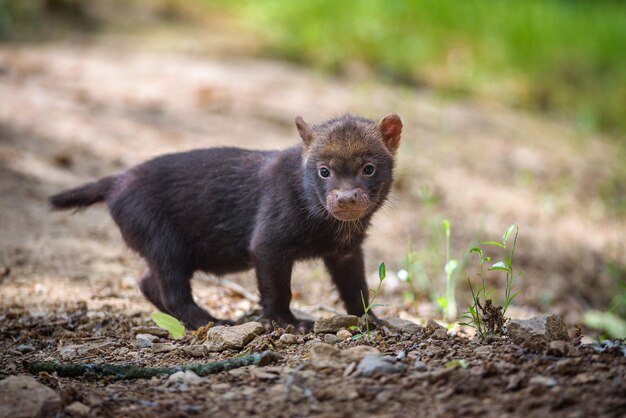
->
[295,116,314,148]
[378,114,402,154]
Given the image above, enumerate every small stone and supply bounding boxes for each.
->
[431,328,448,340]
[168,370,203,385]
[58,341,118,360]
[572,372,597,385]
[66,401,90,417]
[342,345,381,362]
[0,375,61,418]
[323,334,339,344]
[251,368,279,380]
[152,343,176,353]
[336,329,352,341]
[309,342,342,369]
[180,345,207,357]
[136,333,158,349]
[414,360,427,371]
[379,317,422,334]
[425,319,446,334]
[473,345,492,356]
[15,344,35,353]
[507,314,569,350]
[356,355,407,377]
[205,322,265,352]
[131,326,170,338]
[529,375,558,387]
[279,333,298,345]
[314,315,359,334]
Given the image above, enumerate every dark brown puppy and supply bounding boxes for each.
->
[50,114,402,331]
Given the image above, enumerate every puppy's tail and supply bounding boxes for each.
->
[49,175,117,210]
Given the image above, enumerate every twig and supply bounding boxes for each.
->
[28,350,279,380]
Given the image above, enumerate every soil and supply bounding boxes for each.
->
[1,33,625,417]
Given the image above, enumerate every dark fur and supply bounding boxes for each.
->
[50,114,402,331]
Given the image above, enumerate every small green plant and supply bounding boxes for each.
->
[460,224,522,340]
[400,219,460,323]
[350,262,387,340]
[151,311,186,339]
[584,262,626,339]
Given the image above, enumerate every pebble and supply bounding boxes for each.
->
[180,345,207,357]
[414,360,427,371]
[431,328,448,340]
[65,401,90,417]
[336,329,352,341]
[168,370,203,386]
[356,354,407,377]
[323,334,339,344]
[0,375,61,418]
[529,375,558,387]
[205,322,265,352]
[379,317,422,334]
[131,326,170,338]
[314,315,359,334]
[507,314,569,350]
[152,342,176,353]
[15,344,35,353]
[279,333,298,345]
[136,333,158,349]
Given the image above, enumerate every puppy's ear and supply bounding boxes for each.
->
[378,114,402,154]
[295,116,314,147]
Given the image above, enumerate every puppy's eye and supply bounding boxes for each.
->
[363,164,376,176]
[319,167,331,178]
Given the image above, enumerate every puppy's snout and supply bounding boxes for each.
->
[335,189,359,209]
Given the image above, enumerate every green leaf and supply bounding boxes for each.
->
[488,261,508,271]
[445,359,468,369]
[442,219,450,233]
[503,224,516,243]
[469,247,483,257]
[480,241,506,249]
[349,325,361,331]
[352,334,365,341]
[437,296,447,309]
[151,312,186,339]
[378,262,386,282]
[445,259,458,275]
[584,310,626,339]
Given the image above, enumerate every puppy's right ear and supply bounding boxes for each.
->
[295,116,314,148]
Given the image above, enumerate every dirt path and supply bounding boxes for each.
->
[0,39,625,417]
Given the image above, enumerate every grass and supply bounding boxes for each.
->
[209,0,626,139]
[350,262,387,340]
[460,224,521,340]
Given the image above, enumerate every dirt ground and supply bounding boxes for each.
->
[1,34,625,417]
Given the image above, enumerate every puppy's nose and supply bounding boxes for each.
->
[336,190,358,208]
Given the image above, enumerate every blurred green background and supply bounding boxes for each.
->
[2,0,625,138]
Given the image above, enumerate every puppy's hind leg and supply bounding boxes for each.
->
[138,268,170,314]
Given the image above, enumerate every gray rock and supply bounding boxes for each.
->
[323,334,340,344]
[336,329,352,341]
[131,326,170,338]
[278,333,298,345]
[356,355,407,377]
[314,315,358,334]
[414,360,427,371]
[342,345,381,362]
[65,401,90,417]
[0,375,61,418]
[507,314,569,349]
[168,370,203,385]
[431,328,448,340]
[58,341,118,360]
[180,345,207,357]
[425,319,446,334]
[205,322,265,352]
[136,333,158,348]
[379,317,422,334]
[15,345,35,354]
[529,375,558,387]
[152,342,176,353]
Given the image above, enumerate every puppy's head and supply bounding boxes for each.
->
[296,114,402,221]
